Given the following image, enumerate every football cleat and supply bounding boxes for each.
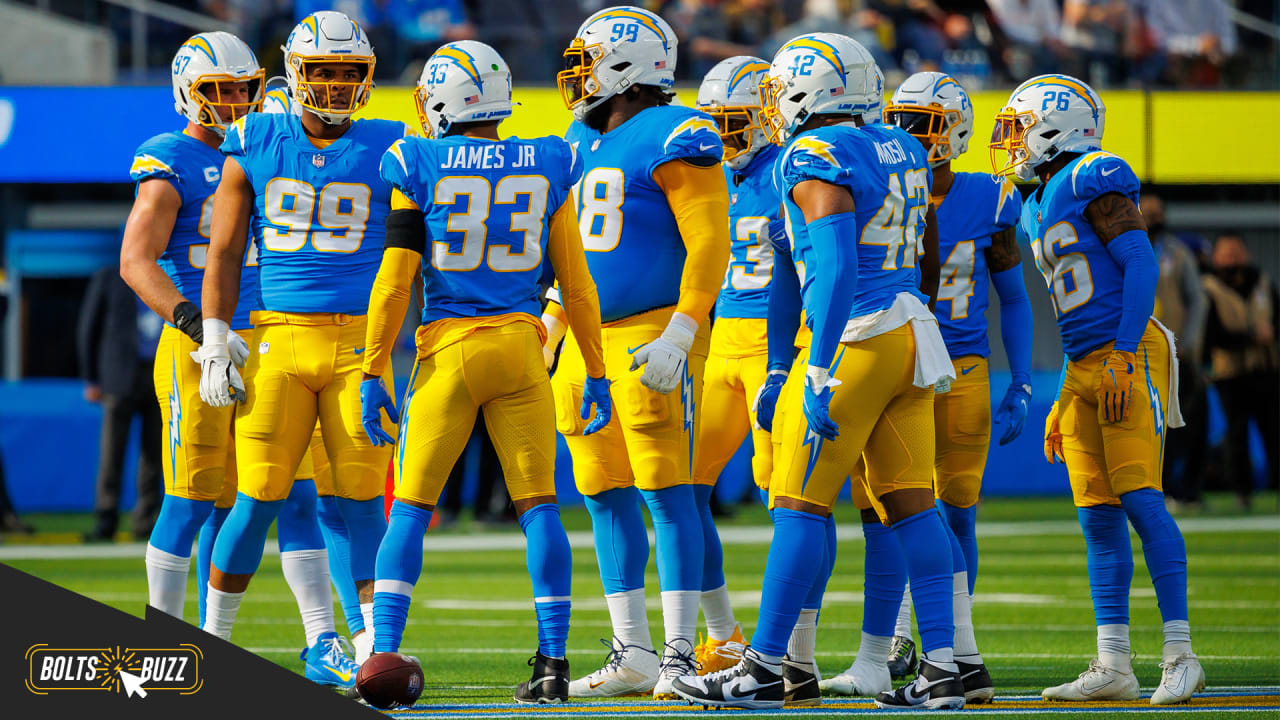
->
[1042,659,1140,701]
[302,631,360,688]
[671,648,784,710]
[875,657,965,710]
[819,658,892,696]
[654,638,699,699]
[514,652,569,704]
[887,635,918,679]
[694,624,746,676]
[1150,653,1205,705]
[958,660,995,704]
[568,637,659,697]
[783,658,821,707]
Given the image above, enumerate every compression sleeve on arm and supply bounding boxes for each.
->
[652,159,731,325]
[767,243,802,372]
[547,197,606,378]
[991,265,1033,385]
[1104,229,1158,353]
[362,244,420,377]
[805,212,859,371]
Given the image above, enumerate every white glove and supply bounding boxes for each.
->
[629,312,698,394]
[226,330,250,368]
[192,319,245,407]
[541,311,567,372]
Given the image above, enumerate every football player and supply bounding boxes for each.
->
[196,12,407,685]
[991,75,1202,705]
[546,6,730,698]
[123,34,356,685]
[363,40,611,705]
[672,33,965,711]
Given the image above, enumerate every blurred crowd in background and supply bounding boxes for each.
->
[38,0,1280,90]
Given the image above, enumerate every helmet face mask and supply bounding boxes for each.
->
[283,12,377,125]
[290,57,374,118]
[697,56,770,170]
[172,32,264,136]
[556,6,677,123]
[989,108,1038,180]
[189,76,264,130]
[414,41,513,138]
[884,71,972,168]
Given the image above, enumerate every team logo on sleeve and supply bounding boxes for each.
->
[130,155,175,177]
[790,136,839,167]
[664,116,720,152]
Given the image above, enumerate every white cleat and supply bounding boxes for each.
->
[1042,659,1140,702]
[819,660,891,697]
[1151,653,1205,705]
[653,638,698,699]
[568,637,659,698]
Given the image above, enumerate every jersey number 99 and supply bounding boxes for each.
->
[263,178,371,253]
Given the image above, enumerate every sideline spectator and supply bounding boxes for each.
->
[679,0,790,81]
[985,0,1067,80]
[1061,0,1128,87]
[762,0,896,73]
[1137,0,1238,87]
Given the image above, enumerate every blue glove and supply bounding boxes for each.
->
[752,369,788,432]
[360,377,399,446]
[802,366,841,441]
[581,375,612,436]
[993,380,1032,445]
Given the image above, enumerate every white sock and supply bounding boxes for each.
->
[145,544,190,619]
[853,631,892,666]
[353,630,374,665]
[203,586,244,641]
[360,601,375,644]
[1162,620,1192,661]
[895,585,913,638]
[1097,623,1132,672]
[924,647,955,666]
[952,571,982,664]
[700,584,737,641]
[281,549,335,647]
[746,646,783,670]
[660,589,700,650]
[605,588,653,650]
[787,608,819,664]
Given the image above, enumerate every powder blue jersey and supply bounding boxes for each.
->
[221,112,408,315]
[380,134,581,324]
[717,144,784,321]
[564,104,724,322]
[1019,150,1139,359]
[131,130,257,331]
[776,122,932,325]
[934,172,1022,358]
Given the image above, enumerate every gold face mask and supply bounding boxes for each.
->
[884,103,962,166]
[190,72,265,129]
[704,104,762,164]
[556,39,607,112]
[989,107,1036,177]
[290,56,375,116]
[756,74,789,146]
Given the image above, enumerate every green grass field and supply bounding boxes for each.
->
[3,496,1278,718]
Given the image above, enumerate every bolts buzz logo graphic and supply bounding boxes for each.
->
[26,644,202,697]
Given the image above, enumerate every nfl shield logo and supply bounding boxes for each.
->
[731,193,738,205]
[312,154,325,168]
[591,139,601,151]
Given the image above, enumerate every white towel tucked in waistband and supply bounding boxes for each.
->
[840,293,955,389]
[1150,316,1185,429]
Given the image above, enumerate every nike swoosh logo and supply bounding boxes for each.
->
[960,365,978,375]
[626,344,644,355]
[1101,166,1119,177]
[354,347,365,355]
[699,143,717,151]
[905,675,951,702]
[589,680,606,689]
[530,676,557,688]
[325,666,353,683]
[724,678,781,702]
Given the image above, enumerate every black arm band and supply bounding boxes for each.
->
[385,209,428,255]
[172,301,203,344]
[680,155,721,168]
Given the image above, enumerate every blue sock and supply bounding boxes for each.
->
[802,514,838,610]
[944,520,967,575]
[334,497,388,586]
[1078,505,1134,626]
[583,487,649,594]
[151,495,215,557]
[694,484,725,592]
[754,508,827,658]
[861,520,907,636]
[196,505,230,627]
[211,493,284,575]
[758,487,770,506]
[892,509,954,654]
[938,500,978,594]
[520,503,572,658]
[1120,489,1188,622]
[276,480,324,552]
[373,501,432,653]
[640,485,704,592]
[318,496,363,634]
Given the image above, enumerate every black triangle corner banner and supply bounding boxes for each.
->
[0,562,383,718]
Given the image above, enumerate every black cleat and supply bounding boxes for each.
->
[887,635,918,679]
[782,659,821,707]
[514,652,569,704]
[875,657,965,710]
[959,660,994,704]
[671,648,784,710]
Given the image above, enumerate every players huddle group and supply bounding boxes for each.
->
[122,4,1205,712]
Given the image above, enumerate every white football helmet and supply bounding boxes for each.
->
[557,6,677,122]
[415,41,513,138]
[282,11,376,125]
[884,72,973,168]
[758,33,882,144]
[990,74,1105,181]
[171,32,263,135]
[697,56,771,171]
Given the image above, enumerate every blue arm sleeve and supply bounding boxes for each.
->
[806,212,859,371]
[1104,228,1157,353]
[990,265,1033,386]
[767,243,802,372]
